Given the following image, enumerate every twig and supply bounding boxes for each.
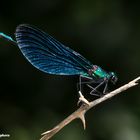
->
[40,76,140,140]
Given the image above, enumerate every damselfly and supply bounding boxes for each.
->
[0,24,118,102]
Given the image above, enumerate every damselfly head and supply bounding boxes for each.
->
[109,72,118,85]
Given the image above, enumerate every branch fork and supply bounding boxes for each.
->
[40,76,140,140]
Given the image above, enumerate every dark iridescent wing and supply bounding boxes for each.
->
[15,24,93,75]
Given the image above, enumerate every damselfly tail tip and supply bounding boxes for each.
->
[0,32,17,45]
[0,32,5,37]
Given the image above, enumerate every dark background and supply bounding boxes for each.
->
[0,0,140,140]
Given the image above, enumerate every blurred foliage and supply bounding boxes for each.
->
[0,0,140,140]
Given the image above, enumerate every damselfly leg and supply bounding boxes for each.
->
[78,75,109,97]
[88,79,108,96]
[86,84,102,96]
[103,81,108,94]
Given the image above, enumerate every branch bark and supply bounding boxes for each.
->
[40,76,140,140]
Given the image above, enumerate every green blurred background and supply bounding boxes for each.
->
[0,0,140,140]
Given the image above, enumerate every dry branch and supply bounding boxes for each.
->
[40,76,140,140]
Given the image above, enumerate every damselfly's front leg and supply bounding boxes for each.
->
[86,84,102,96]
[88,79,109,96]
[78,76,104,96]
[89,80,105,95]
[103,80,108,94]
